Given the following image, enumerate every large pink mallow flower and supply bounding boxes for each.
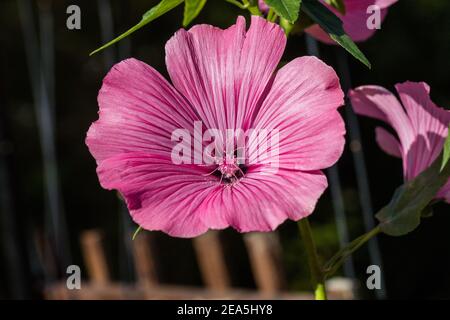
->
[305,0,398,44]
[349,82,450,203]
[86,16,346,237]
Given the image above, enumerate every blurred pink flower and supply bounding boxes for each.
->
[258,0,270,13]
[349,82,450,203]
[305,0,398,44]
[86,16,346,237]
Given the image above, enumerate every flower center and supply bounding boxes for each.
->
[213,157,247,185]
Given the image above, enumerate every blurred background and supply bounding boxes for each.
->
[0,0,449,300]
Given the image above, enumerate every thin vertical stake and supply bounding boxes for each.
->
[335,48,386,299]
[305,35,356,279]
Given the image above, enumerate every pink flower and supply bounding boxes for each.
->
[349,82,450,203]
[86,16,346,237]
[258,0,270,14]
[306,0,398,44]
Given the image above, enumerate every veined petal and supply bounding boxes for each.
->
[250,56,345,171]
[98,153,327,237]
[349,85,414,152]
[86,58,200,163]
[395,82,450,179]
[165,15,286,132]
[86,16,349,238]
[350,81,450,204]
[196,166,328,233]
[98,153,217,237]
[396,82,450,138]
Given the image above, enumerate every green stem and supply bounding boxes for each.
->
[280,18,293,35]
[269,13,278,23]
[323,225,381,278]
[267,8,275,21]
[225,0,249,10]
[298,218,327,300]
[242,0,262,16]
[132,226,142,240]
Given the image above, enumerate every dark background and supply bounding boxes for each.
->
[0,0,449,299]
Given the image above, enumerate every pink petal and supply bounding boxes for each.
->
[350,81,450,204]
[396,82,450,136]
[250,56,345,171]
[200,167,328,232]
[98,153,328,237]
[86,58,200,163]
[375,127,402,158]
[305,0,398,44]
[98,153,216,237]
[395,82,450,180]
[349,85,414,153]
[165,16,286,132]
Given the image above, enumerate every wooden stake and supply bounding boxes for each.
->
[193,231,230,291]
[244,232,285,295]
[80,230,110,285]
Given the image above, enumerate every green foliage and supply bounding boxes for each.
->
[183,0,208,26]
[301,0,371,68]
[89,0,367,70]
[377,128,450,236]
[264,0,302,23]
[324,129,450,277]
[90,0,184,56]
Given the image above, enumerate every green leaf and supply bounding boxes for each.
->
[301,0,371,68]
[183,0,207,27]
[376,130,450,236]
[324,0,345,14]
[90,0,184,56]
[264,0,302,23]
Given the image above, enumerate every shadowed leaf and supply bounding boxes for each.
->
[377,129,450,236]
[302,0,371,68]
